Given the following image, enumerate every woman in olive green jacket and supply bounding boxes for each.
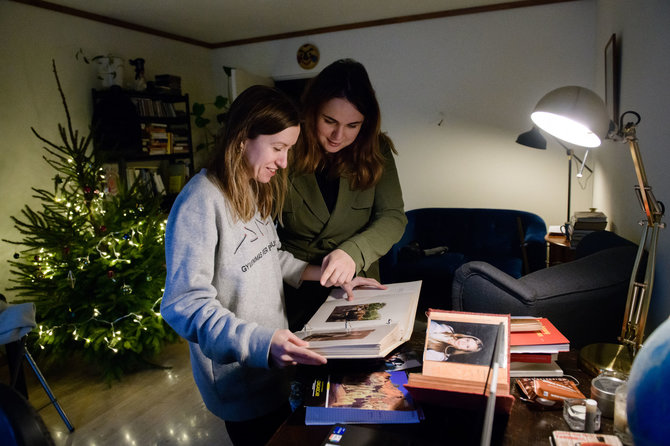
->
[278,59,407,331]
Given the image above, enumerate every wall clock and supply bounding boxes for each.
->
[297,43,319,70]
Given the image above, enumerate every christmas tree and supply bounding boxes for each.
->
[4,61,179,381]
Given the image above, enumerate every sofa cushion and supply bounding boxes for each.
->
[380,207,546,313]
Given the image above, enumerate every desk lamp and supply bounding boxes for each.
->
[528,86,665,374]
[517,125,593,224]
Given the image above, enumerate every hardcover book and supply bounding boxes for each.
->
[305,370,422,425]
[509,318,569,354]
[551,430,622,446]
[510,360,563,378]
[295,281,421,359]
[510,317,543,332]
[404,310,514,413]
[510,352,558,363]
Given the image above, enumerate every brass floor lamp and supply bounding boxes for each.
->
[527,86,665,375]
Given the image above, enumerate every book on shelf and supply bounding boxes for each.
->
[510,318,569,354]
[404,310,514,413]
[550,430,623,446]
[102,163,120,196]
[304,369,422,425]
[152,171,166,196]
[295,281,421,359]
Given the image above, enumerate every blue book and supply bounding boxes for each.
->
[305,370,422,425]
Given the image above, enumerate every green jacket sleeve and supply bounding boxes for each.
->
[338,136,407,276]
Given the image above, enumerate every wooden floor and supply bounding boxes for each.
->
[3,340,233,446]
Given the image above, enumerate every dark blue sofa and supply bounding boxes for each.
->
[379,208,547,313]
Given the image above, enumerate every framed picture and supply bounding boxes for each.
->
[604,33,620,126]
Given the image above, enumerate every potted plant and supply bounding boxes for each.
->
[191,94,229,152]
[76,49,125,88]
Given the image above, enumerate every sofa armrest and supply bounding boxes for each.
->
[451,261,538,314]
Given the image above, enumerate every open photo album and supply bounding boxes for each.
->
[295,281,422,359]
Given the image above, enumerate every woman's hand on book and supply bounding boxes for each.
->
[269,329,327,367]
[320,249,356,287]
[340,277,387,301]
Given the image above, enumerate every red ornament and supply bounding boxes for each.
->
[100,225,107,232]
[107,270,115,279]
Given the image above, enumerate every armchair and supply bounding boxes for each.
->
[451,231,640,348]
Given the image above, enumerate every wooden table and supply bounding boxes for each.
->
[268,351,615,446]
[545,233,575,267]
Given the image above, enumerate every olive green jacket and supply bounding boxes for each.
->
[278,138,407,280]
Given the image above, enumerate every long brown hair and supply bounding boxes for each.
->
[207,85,299,221]
[293,59,390,190]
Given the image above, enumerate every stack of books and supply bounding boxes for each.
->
[568,210,607,246]
[154,74,182,94]
[509,317,569,377]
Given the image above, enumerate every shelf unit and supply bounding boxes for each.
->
[91,87,195,207]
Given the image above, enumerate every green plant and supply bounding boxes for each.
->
[191,66,233,152]
[75,49,124,86]
[5,60,178,382]
[191,94,229,152]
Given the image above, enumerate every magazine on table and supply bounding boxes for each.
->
[305,369,422,425]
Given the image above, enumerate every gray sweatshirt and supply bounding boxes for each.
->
[161,170,307,421]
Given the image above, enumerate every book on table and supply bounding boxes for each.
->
[510,317,569,354]
[509,317,568,377]
[551,430,623,445]
[510,316,543,332]
[510,352,558,363]
[295,281,421,359]
[304,369,422,425]
[510,360,564,378]
[318,424,423,446]
[404,310,514,413]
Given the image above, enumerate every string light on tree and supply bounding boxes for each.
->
[4,60,178,381]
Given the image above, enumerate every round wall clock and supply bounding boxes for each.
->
[297,43,319,70]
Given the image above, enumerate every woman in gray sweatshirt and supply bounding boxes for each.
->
[161,85,381,445]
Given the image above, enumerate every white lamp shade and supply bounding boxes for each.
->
[531,86,610,148]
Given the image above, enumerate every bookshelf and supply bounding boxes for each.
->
[91,87,195,207]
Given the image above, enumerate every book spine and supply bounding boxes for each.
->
[510,353,556,363]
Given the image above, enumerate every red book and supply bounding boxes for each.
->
[510,352,558,363]
[509,318,569,354]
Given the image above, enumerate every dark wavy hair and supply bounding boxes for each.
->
[207,85,300,221]
[293,59,391,190]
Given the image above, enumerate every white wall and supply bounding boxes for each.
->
[0,2,217,299]
[594,0,670,334]
[2,0,668,335]
[210,0,670,335]
[211,2,597,228]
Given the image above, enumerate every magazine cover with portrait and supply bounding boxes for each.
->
[424,319,502,366]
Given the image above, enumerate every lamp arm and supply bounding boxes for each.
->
[624,123,664,225]
[617,117,665,354]
[553,137,594,174]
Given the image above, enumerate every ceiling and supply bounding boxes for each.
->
[17,0,571,47]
